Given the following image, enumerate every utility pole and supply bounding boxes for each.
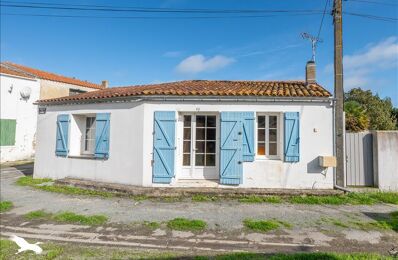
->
[333,0,345,187]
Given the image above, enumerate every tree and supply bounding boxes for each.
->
[345,88,397,131]
[344,101,369,132]
[392,107,398,129]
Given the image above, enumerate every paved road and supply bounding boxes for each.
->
[1,164,397,254]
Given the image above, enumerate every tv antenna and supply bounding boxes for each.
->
[301,32,323,62]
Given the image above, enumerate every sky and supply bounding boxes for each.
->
[1,0,397,105]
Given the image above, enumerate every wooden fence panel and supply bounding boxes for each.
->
[345,132,374,186]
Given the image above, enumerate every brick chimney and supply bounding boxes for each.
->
[101,80,109,88]
[305,61,316,84]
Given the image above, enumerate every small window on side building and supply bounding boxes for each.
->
[69,89,86,96]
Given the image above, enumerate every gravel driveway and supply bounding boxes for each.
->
[1,164,396,229]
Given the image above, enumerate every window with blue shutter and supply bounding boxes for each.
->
[284,112,300,162]
[152,111,176,184]
[242,112,255,162]
[55,114,69,157]
[220,112,243,185]
[95,113,111,159]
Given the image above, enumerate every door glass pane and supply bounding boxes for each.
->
[206,154,215,166]
[257,129,265,142]
[196,141,205,153]
[183,128,191,140]
[206,141,216,153]
[269,143,277,156]
[183,154,190,166]
[258,116,265,128]
[196,116,205,127]
[183,141,191,153]
[195,154,205,166]
[183,115,191,127]
[207,116,216,127]
[269,129,277,142]
[206,128,216,141]
[269,116,277,128]
[196,128,205,140]
[258,143,265,155]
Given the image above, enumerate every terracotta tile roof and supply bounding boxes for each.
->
[0,64,35,79]
[37,80,331,105]
[2,62,104,89]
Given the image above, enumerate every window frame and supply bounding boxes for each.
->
[255,113,282,160]
[82,116,96,155]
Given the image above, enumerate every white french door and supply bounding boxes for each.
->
[180,113,219,180]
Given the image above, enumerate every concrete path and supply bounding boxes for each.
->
[1,164,397,254]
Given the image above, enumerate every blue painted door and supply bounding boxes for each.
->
[220,112,243,185]
[153,111,176,183]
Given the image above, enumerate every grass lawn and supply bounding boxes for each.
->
[16,176,398,205]
[243,219,292,233]
[0,201,13,213]
[167,218,207,231]
[23,210,108,226]
[0,239,393,260]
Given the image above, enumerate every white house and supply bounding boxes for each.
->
[34,62,337,189]
[0,62,105,163]
[0,66,40,162]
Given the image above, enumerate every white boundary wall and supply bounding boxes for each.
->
[34,100,334,189]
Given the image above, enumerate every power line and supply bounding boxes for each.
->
[0,3,324,14]
[1,11,395,23]
[0,12,323,20]
[317,0,331,39]
[343,11,397,22]
[345,0,398,6]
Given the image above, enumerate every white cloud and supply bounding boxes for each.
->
[163,51,183,58]
[324,36,398,90]
[344,37,398,71]
[176,54,235,74]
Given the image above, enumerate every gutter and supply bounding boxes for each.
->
[36,95,335,106]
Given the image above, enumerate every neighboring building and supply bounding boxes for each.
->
[0,66,40,162]
[0,62,105,162]
[34,62,337,189]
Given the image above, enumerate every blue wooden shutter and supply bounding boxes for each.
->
[95,113,111,159]
[55,114,69,157]
[242,112,255,162]
[152,111,176,183]
[220,112,243,185]
[284,112,300,162]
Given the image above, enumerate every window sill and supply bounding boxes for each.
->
[255,157,281,161]
[67,155,98,160]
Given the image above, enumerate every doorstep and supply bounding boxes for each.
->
[55,178,343,198]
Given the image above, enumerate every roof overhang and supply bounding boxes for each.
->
[36,95,335,106]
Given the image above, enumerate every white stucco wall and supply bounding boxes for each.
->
[34,99,334,189]
[34,102,145,185]
[0,74,41,162]
[373,131,398,191]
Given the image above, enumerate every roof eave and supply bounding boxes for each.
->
[36,95,334,106]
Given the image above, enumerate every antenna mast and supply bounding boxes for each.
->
[301,32,323,62]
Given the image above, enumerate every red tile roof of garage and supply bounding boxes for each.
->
[1,62,104,89]
[37,80,331,105]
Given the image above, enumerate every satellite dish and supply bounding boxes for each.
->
[20,86,32,100]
